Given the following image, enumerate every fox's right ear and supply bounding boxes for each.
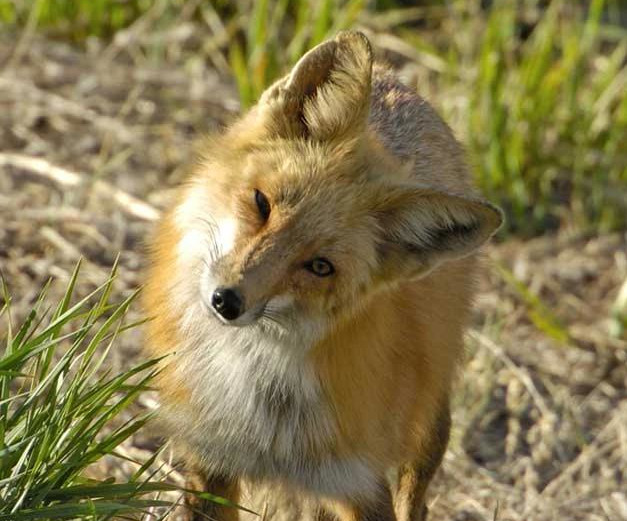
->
[258,31,373,141]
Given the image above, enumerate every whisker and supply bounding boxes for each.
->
[261,309,289,330]
[195,216,221,262]
[196,216,218,230]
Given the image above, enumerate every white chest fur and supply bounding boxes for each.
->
[167,302,378,500]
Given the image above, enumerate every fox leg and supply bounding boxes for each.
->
[324,484,396,521]
[394,405,451,521]
[184,470,240,521]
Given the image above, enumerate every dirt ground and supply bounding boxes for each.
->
[0,33,625,521]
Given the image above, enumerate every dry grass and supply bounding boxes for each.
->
[0,18,625,521]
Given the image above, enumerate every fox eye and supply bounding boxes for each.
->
[304,257,335,277]
[254,189,271,222]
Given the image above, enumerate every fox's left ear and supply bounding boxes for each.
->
[259,31,373,140]
[375,188,503,281]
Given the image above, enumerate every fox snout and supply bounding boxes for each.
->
[203,219,300,327]
[207,283,291,328]
[210,286,244,321]
[207,283,261,325]
[204,247,281,325]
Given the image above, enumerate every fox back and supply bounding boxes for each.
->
[144,31,502,521]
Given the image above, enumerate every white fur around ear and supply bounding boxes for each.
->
[259,31,373,140]
[376,188,503,280]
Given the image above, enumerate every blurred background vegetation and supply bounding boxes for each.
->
[1,0,625,237]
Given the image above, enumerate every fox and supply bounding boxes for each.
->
[143,31,503,521]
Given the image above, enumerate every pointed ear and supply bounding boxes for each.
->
[375,187,503,281]
[259,31,373,140]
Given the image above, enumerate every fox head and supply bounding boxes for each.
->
[171,31,502,342]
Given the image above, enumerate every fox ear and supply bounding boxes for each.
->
[259,31,373,140]
[375,188,503,281]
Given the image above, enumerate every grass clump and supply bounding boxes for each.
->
[0,0,156,40]
[0,261,178,520]
[444,0,626,235]
[226,0,366,107]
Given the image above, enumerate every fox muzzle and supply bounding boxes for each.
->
[211,287,245,321]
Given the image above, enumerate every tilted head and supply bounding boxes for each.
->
[169,31,502,343]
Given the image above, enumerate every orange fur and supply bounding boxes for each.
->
[143,31,502,521]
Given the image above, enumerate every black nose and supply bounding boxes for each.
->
[211,287,244,321]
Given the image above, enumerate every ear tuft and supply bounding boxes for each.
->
[301,31,372,140]
[258,31,373,140]
[284,39,337,98]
